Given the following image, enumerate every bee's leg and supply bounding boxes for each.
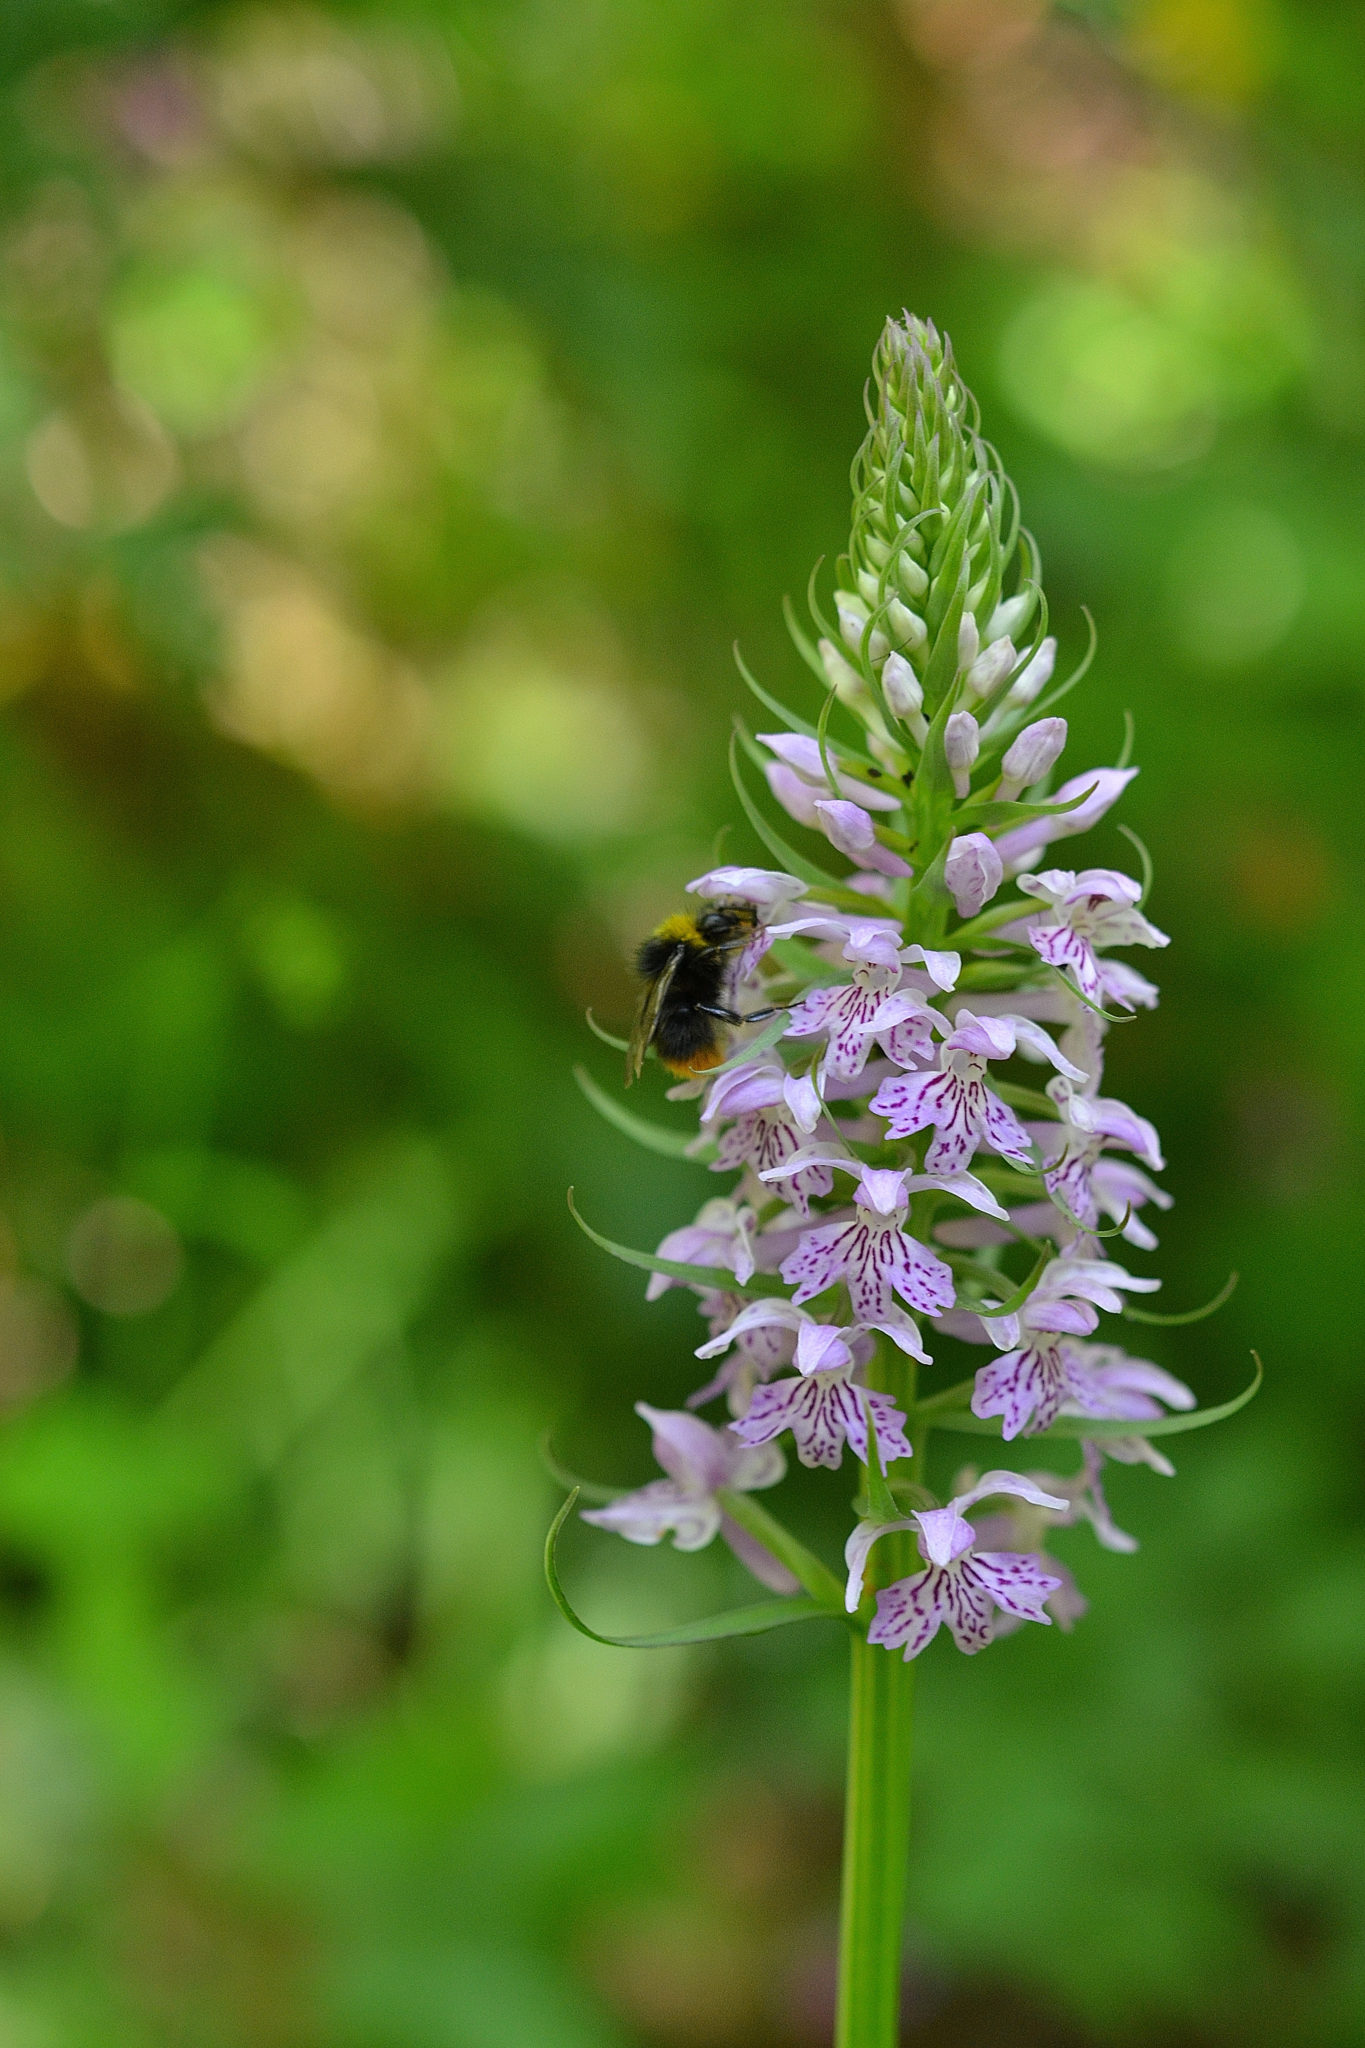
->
[695,1002,790,1024]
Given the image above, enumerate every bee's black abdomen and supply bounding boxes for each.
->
[653,1005,723,1065]
[636,933,686,978]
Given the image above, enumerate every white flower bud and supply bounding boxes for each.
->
[964,635,1015,701]
[881,650,927,741]
[944,710,980,799]
[819,636,865,700]
[835,592,888,663]
[855,568,881,606]
[986,589,1036,644]
[863,536,891,569]
[898,553,928,600]
[999,716,1068,798]
[957,613,981,672]
[1005,634,1057,708]
[885,598,927,651]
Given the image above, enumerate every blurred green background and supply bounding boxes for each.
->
[0,0,1355,2042]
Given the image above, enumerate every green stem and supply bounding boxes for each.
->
[835,1527,916,2048]
[836,1339,919,2047]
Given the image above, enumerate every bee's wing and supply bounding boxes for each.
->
[625,944,685,1086]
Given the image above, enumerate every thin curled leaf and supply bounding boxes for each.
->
[734,639,820,740]
[923,1354,1262,1443]
[707,1009,793,1075]
[1115,709,1136,773]
[1117,823,1154,906]
[546,1492,835,1646]
[574,1066,712,1161]
[1027,605,1097,721]
[954,780,1098,834]
[1124,1272,1238,1326]
[585,1009,630,1053]
[567,1189,789,1297]
[716,1488,847,1610]
[539,1433,623,1505]
[952,1243,1050,1325]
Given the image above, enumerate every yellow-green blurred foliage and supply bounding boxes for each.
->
[0,0,1355,2042]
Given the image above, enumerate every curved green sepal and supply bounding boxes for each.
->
[566,1189,789,1297]
[708,1009,793,1075]
[1115,708,1136,773]
[1124,1272,1238,1326]
[735,640,820,741]
[716,1488,847,1610]
[1028,605,1098,721]
[546,1491,836,1646]
[923,1354,1263,1443]
[585,1010,631,1054]
[1117,823,1153,906]
[539,1433,623,1505]
[954,780,1098,834]
[574,1066,712,1161]
[952,1243,1050,1323]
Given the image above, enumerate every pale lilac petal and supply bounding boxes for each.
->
[844,1515,918,1610]
[979,1086,1035,1167]
[901,944,961,990]
[1030,920,1103,1001]
[582,1480,721,1551]
[793,1322,858,1375]
[766,762,822,827]
[782,1072,823,1131]
[857,1166,911,1216]
[868,1568,947,1658]
[926,1170,1010,1221]
[693,1298,807,1362]
[1096,960,1160,1011]
[686,866,808,908]
[971,1550,1062,1623]
[637,1403,735,1492]
[971,1343,1073,1438]
[702,1061,786,1122]
[756,733,900,810]
[950,1469,1071,1519]
[870,1311,933,1362]
[994,767,1137,871]
[938,1561,997,1652]
[912,1504,975,1567]
[814,800,913,878]
[780,1219,853,1305]
[868,1069,945,1141]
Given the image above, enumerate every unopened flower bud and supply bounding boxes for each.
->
[958,614,981,672]
[1005,635,1057,709]
[820,636,864,699]
[835,591,888,664]
[986,589,1036,644]
[944,831,1004,917]
[964,636,1015,702]
[999,717,1068,799]
[881,651,927,741]
[944,710,980,799]
[855,569,881,606]
[898,553,928,600]
[886,598,927,651]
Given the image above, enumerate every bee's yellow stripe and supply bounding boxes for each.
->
[652,912,704,946]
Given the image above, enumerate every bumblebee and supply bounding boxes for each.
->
[625,902,782,1085]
